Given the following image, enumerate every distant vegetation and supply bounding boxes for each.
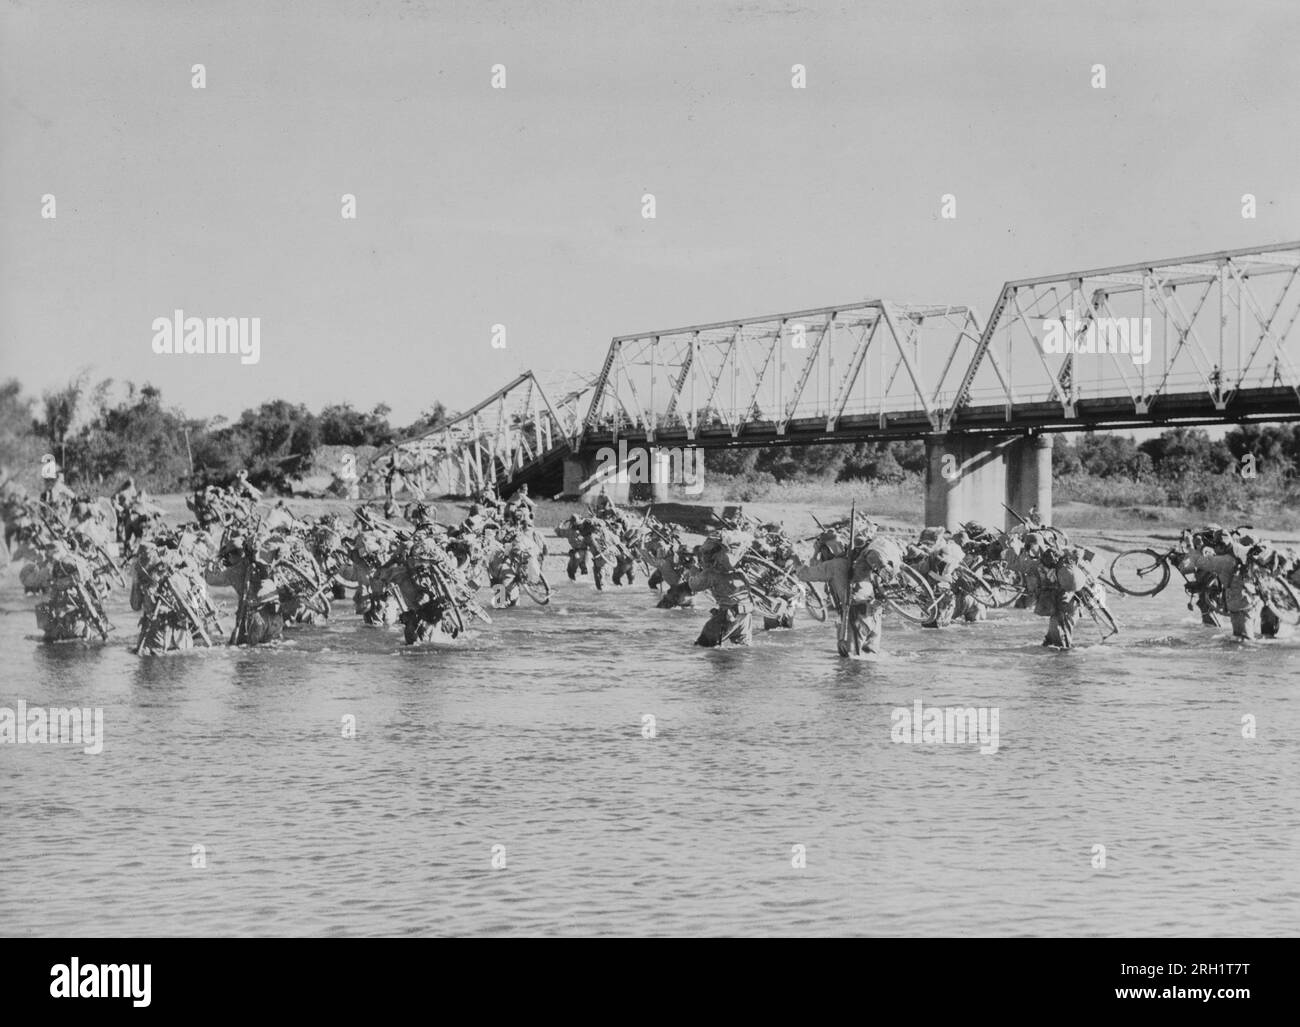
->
[3,376,1298,529]
[701,427,1300,530]
[0,375,446,495]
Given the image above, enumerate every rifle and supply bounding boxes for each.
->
[135,601,160,654]
[230,553,253,645]
[281,559,332,615]
[1001,502,1029,528]
[838,501,856,653]
[355,505,394,533]
[34,506,71,551]
[419,562,467,636]
[80,536,125,587]
[72,578,112,640]
[190,579,224,638]
[139,570,213,649]
[158,571,214,647]
[798,513,830,543]
[629,509,656,573]
[226,516,260,644]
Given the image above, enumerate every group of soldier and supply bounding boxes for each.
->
[195,478,552,648]
[568,495,1299,658]
[549,494,1094,657]
[4,457,1300,659]
[3,457,556,651]
[344,483,549,642]
[1170,524,1300,640]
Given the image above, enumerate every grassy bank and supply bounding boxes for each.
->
[691,469,1300,533]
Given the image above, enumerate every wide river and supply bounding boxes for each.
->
[2,540,1297,937]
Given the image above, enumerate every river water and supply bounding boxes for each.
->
[2,550,1297,937]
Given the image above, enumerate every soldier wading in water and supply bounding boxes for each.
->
[685,529,755,647]
[798,518,896,658]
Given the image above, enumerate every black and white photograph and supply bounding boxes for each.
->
[0,0,1296,996]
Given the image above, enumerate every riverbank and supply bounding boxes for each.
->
[143,492,1300,556]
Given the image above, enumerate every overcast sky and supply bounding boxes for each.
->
[2,0,1297,426]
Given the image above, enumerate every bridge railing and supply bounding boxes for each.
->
[581,301,985,440]
[946,242,1300,428]
[369,370,593,496]
[384,242,1300,488]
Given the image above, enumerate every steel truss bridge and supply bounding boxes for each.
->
[371,241,1300,495]
[372,370,593,496]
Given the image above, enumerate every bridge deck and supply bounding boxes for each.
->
[580,386,1300,449]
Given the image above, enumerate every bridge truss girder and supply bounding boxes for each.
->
[581,300,984,443]
[374,370,593,496]
[946,241,1300,430]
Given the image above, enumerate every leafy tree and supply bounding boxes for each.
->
[704,447,759,477]
[0,378,33,452]
[1076,433,1148,478]
[216,400,320,492]
[71,383,190,489]
[1139,428,1233,478]
[1225,424,1298,475]
[890,439,928,474]
[319,402,395,447]
[189,423,254,486]
[1052,437,1083,476]
[399,401,449,438]
[839,441,906,482]
[35,374,89,459]
[755,443,844,481]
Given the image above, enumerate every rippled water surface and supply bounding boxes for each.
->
[2,561,1298,937]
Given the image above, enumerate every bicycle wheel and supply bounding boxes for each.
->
[749,586,782,620]
[166,578,211,647]
[1079,591,1119,638]
[804,584,827,622]
[879,564,938,624]
[820,584,840,614]
[94,541,125,586]
[1259,576,1300,625]
[426,566,468,633]
[74,581,111,641]
[1108,549,1171,596]
[441,603,466,636]
[523,573,551,605]
[954,564,1000,608]
[460,592,493,623]
[981,561,1027,608]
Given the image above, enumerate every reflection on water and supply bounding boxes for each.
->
[1,570,1297,936]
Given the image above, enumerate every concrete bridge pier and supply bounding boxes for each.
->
[562,454,600,500]
[1007,434,1053,529]
[628,448,673,504]
[562,445,674,503]
[924,434,1052,532]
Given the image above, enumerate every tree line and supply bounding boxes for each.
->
[0,375,445,494]
[3,374,1298,512]
[704,425,1300,512]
